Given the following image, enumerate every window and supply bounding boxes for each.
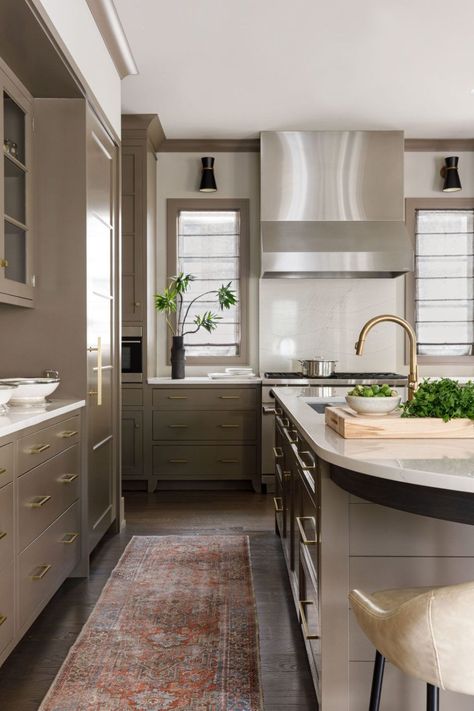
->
[167,199,249,363]
[406,199,474,361]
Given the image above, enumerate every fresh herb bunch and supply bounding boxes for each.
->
[401,378,474,422]
[154,272,238,337]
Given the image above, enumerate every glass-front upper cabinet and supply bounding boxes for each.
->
[0,65,33,306]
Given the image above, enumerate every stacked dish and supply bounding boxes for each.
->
[208,367,257,379]
[0,378,60,406]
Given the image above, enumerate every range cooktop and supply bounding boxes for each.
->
[263,371,406,379]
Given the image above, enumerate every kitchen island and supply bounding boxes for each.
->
[272,386,474,711]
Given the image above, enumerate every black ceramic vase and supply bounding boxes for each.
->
[171,336,185,379]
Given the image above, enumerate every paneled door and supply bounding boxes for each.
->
[86,108,118,553]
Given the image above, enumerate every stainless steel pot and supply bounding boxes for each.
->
[298,358,337,377]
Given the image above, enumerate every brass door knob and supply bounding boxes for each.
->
[0,259,8,268]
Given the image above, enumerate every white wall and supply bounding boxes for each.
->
[31,0,121,136]
[154,152,260,376]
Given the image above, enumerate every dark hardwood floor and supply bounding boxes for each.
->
[0,491,317,710]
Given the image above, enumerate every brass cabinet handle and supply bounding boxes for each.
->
[283,471,291,479]
[89,336,103,406]
[58,430,78,439]
[59,473,79,484]
[295,450,316,471]
[298,600,320,640]
[168,459,188,463]
[167,396,188,400]
[60,532,79,544]
[0,532,7,541]
[220,424,240,428]
[273,446,283,459]
[296,516,318,545]
[0,259,8,268]
[0,467,7,475]
[28,495,51,508]
[0,614,7,626]
[29,444,51,454]
[219,395,240,400]
[262,405,277,415]
[168,424,189,428]
[31,564,52,580]
[219,459,239,463]
[276,415,290,428]
[273,497,284,513]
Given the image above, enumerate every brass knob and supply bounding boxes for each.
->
[0,259,8,268]
[134,301,141,307]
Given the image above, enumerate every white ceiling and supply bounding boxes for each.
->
[116,0,474,139]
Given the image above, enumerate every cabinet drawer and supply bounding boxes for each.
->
[19,501,81,630]
[122,388,143,407]
[153,387,257,411]
[18,445,80,551]
[17,415,80,475]
[153,445,257,480]
[153,411,256,441]
[0,484,13,571]
[0,564,14,656]
[0,443,13,488]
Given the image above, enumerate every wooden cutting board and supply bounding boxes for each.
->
[325,406,474,439]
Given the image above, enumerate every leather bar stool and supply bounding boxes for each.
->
[349,581,474,710]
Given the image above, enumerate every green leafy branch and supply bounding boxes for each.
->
[154,272,238,339]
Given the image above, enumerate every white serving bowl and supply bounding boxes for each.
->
[0,378,60,405]
[346,394,401,416]
[0,384,17,409]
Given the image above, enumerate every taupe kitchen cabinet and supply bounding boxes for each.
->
[0,407,86,670]
[0,58,34,306]
[152,384,261,491]
[273,406,321,701]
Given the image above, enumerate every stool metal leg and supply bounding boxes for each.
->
[427,684,439,711]
[369,651,385,711]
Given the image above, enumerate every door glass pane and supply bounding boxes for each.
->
[4,220,26,283]
[4,158,25,224]
[3,93,25,164]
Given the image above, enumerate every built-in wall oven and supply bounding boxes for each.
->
[121,326,143,382]
[262,372,408,489]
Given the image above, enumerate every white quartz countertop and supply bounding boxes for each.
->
[148,377,261,385]
[273,387,474,494]
[0,399,85,438]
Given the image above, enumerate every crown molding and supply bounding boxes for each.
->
[158,138,260,153]
[405,138,474,152]
[85,0,138,78]
[122,114,165,152]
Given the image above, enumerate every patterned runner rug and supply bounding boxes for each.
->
[39,535,262,711]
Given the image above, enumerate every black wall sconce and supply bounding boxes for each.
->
[199,157,217,192]
[440,156,462,192]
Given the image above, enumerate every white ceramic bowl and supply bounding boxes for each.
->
[0,378,60,405]
[346,394,401,416]
[0,384,17,409]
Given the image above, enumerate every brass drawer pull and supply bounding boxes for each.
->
[31,564,52,580]
[283,471,291,479]
[262,405,276,415]
[298,600,320,640]
[219,459,239,463]
[59,473,79,484]
[0,532,7,541]
[285,427,298,444]
[296,450,316,471]
[61,532,79,544]
[219,395,240,400]
[28,495,51,508]
[296,516,318,545]
[220,424,240,428]
[276,415,290,428]
[273,497,284,513]
[29,444,51,454]
[273,446,284,459]
[0,614,7,626]
[168,459,188,463]
[167,396,188,400]
[0,467,7,475]
[59,430,78,439]
[168,424,189,428]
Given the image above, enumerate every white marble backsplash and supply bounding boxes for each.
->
[259,278,404,373]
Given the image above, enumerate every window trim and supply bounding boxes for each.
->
[166,198,250,365]
[405,197,474,364]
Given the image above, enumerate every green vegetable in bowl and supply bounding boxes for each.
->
[401,378,474,422]
[348,383,398,398]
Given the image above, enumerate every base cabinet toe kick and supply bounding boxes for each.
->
[0,407,85,668]
[272,393,474,711]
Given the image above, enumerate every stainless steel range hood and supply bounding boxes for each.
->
[261,131,414,278]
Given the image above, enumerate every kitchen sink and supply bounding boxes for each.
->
[307,401,344,413]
